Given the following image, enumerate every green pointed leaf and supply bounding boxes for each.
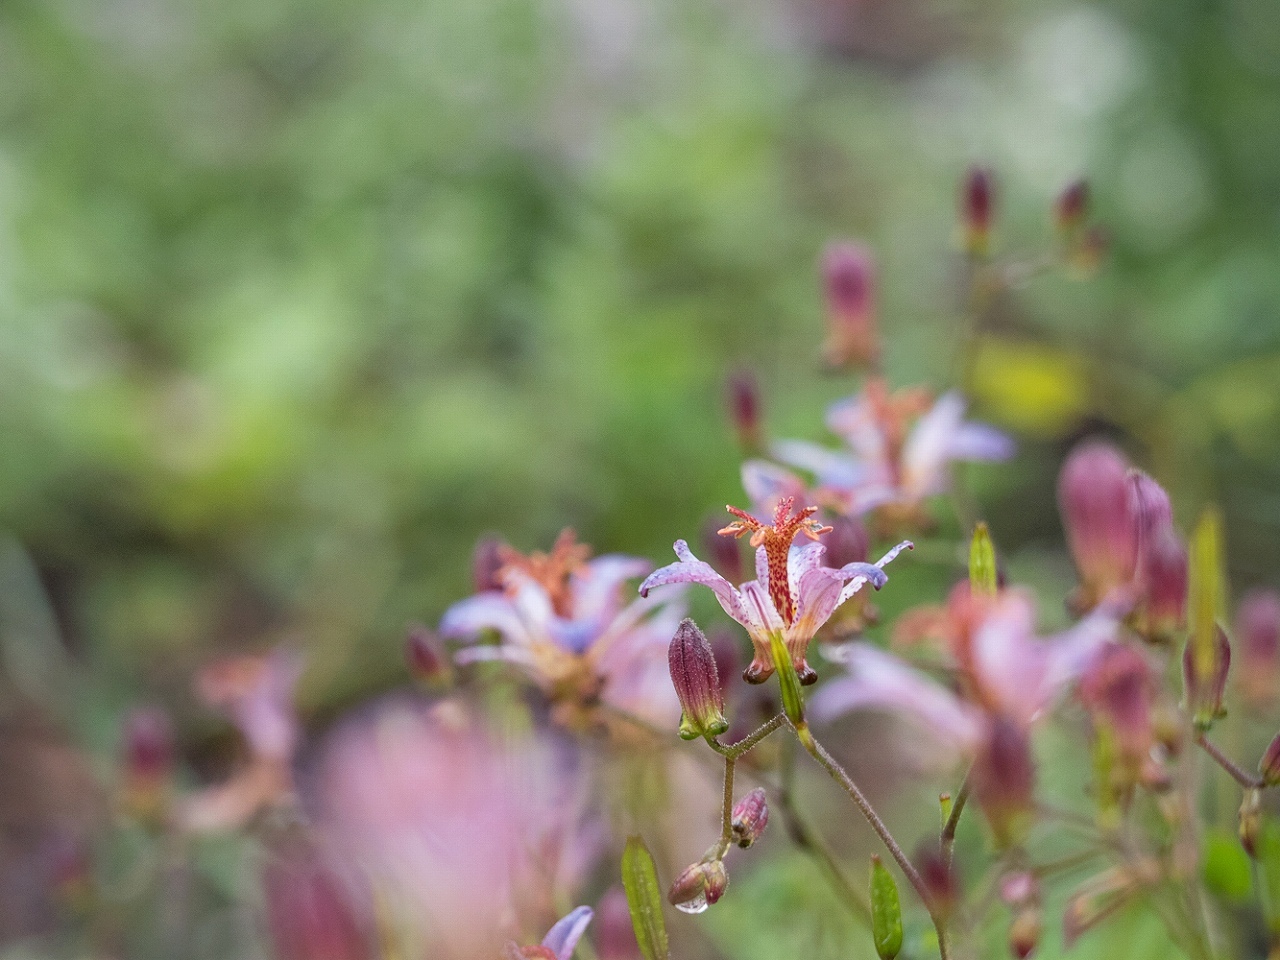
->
[869,855,903,960]
[622,836,670,960]
[968,522,998,597]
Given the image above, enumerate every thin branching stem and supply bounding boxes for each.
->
[709,714,786,760]
[940,766,971,869]
[1195,732,1264,790]
[793,722,951,960]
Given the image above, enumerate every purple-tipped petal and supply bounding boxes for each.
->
[640,541,747,627]
[439,593,531,647]
[541,905,593,960]
[949,422,1015,462]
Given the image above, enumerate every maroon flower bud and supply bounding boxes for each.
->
[264,845,373,960]
[822,514,870,569]
[1054,179,1089,235]
[1127,471,1173,547]
[730,787,769,848]
[971,715,1036,847]
[668,859,728,914]
[1237,590,1280,709]
[1182,625,1230,730]
[1240,788,1263,857]
[726,368,763,452]
[961,167,995,256]
[701,516,745,584]
[472,535,508,593]
[821,242,880,370]
[1136,528,1187,640]
[1009,906,1043,959]
[405,623,453,687]
[1259,733,1280,787]
[123,706,174,785]
[669,619,729,741]
[595,887,641,960]
[1058,442,1138,611]
[914,844,959,922]
[1079,643,1154,766]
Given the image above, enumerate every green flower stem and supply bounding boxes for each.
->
[709,714,786,761]
[794,721,951,960]
[940,767,971,869]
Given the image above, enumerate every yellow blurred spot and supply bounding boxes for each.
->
[967,340,1091,436]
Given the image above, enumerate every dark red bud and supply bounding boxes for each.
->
[822,242,879,370]
[1054,180,1089,233]
[1138,529,1187,639]
[727,368,763,452]
[123,706,174,784]
[668,859,728,913]
[1009,906,1043,959]
[822,515,870,569]
[1260,733,1280,787]
[1240,789,1263,857]
[971,716,1036,847]
[669,619,729,741]
[730,787,769,848]
[914,844,959,922]
[406,623,452,687]
[962,167,995,256]
[472,535,508,593]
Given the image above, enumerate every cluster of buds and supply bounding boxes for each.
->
[667,858,729,915]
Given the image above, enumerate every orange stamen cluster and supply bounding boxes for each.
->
[497,529,591,618]
[866,377,932,483]
[718,497,832,625]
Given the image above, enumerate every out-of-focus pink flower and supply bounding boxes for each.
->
[1079,642,1157,782]
[821,242,879,370]
[506,906,594,960]
[640,498,910,685]
[594,887,640,960]
[970,715,1035,847]
[315,699,603,959]
[771,379,1012,530]
[441,530,685,728]
[263,839,374,960]
[1236,590,1280,710]
[181,649,303,832]
[1059,443,1137,610]
[726,368,764,452]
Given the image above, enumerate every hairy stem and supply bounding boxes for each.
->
[794,722,951,960]
[710,714,786,760]
[1195,732,1264,790]
[715,755,736,857]
[940,767,971,869]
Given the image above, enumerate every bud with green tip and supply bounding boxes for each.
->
[969,522,998,597]
[731,788,769,848]
[869,855,904,960]
[1260,733,1280,787]
[668,619,729,741]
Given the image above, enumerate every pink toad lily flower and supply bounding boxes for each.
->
[770,379,1013,527]
[441,530,685,727]
[639,497,911,684]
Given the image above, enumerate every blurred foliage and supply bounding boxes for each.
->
[0,0,1279,953]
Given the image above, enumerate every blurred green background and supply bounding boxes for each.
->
[0,0,1279,951]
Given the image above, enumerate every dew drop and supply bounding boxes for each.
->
[673,893,708,915]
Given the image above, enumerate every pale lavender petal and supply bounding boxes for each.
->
[439,593,532,647]
[970,594,1046,725]
[901,392,966,498]
[809,645,983,753]
[640,541,747,626]
[948,422,1015,463]
[541,905,593,960]
[787,541,827,599]
[834,540,911,607]
[453,645,540,668]
[792,562,883,641]
[740,580,785,640]
[771,440,862,491]
[571,554,653,628]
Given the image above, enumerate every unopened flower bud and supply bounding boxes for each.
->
[1182,625,1230,731]
[1237,590,1280,710]
[961,167,995,257]
[1054,179,1089,235]
[821,242,879,370]
[869,855,903,960]
[1259,733,1280,787]
[121,706,174,820]
[1136,528,1187,640]
[669,619,729,741]
[726,368,763,452]
[1127,471,1173,544]
[969,522,999,597]
[914,844,960,922]
[1059,443,1138,611]
[472,535,507,592]
[731,787,769,848]
[668,859,728,913]
[1079,643,1154,766]
[1009,906,1043,959]
[1240,788,1264,857]
[972,715,1036,847]
[405,623,452,687]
